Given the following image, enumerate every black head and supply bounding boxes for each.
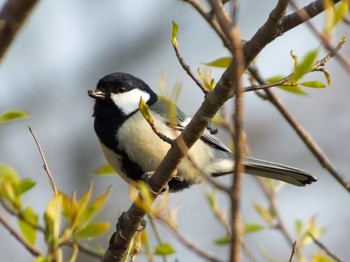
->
[88,72,157,118]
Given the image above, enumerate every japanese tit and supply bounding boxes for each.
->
[88,72,317,192]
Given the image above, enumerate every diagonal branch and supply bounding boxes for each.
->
[0,0,39,61]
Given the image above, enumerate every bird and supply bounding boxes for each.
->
[88,72,317,192]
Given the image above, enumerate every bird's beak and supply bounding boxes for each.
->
[88,89,106,99]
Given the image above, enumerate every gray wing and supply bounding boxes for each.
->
[150,97,231,153]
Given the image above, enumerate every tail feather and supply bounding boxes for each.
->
[211,157,317,186]
[243,157,317,186]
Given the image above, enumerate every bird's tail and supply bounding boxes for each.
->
[242,157,317,186]
[212,157,317,186]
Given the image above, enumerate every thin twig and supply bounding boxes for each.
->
[308,233,344,262]
[0,198,44,232]
[172,38,208,93]
[0,213,41,257]
[288,241,297,262]
[28,127,58,195]
[256,178,295,245]
[208,1,245,262]
[148,215,167,262]
[156,215,224,262]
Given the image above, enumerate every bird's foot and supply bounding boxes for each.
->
[141,171,169,194]
[113,212,147,243]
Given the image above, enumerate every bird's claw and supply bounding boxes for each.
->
[141,171,169,195]
[113,212,147,243]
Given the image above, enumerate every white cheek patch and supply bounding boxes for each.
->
[110,89,151,115]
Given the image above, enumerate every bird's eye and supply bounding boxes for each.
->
[118,86,126,93]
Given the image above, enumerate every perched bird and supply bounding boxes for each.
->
[88,72,317,192]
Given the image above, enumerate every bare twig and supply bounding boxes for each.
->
[208,1,245,262]
[308,233,344,262]
[0,213,41,257]
[244,0,290,65]
[28,127,58,195]
[288,241,297,262]
[156,215,224,262]
[0,0,39,61]
[172,38,208,93]
[256,178,295,245]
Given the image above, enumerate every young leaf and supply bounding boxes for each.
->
[17,179,36,195]
[204,57,232,68]
[252,202,275,226]
[74,221,110,239]
[244,223,265,234]
[19,207,38,245]
[300,81,326,88]
[213,235,230,246]
[44,195,62,248]
[171,20,179,47]
[0,110,29,124]
[292,49,318,82]
[139,97,154,124]
[277,85,307,95]
[93,164,116,175]
[323,69,332,87]
[80,186,111,225]
[155,243,176,256]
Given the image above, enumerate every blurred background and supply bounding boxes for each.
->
[0,0,349,261]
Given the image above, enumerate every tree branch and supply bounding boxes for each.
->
[0,0,39,61]
[0,213,41,257]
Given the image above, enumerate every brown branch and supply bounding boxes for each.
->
[244,0,342,66]
[172,38,208,93]
[288,241,297,262]
[243,0,290,65]
[0,0,39,61]
[156,215,223,262]
[308,233,343,262]
[282,0,341,32]
[28,127,58,195]
[208,1,246,262]
[256,179,294,245]
[0,213,41,257]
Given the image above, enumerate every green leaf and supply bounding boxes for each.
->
[93,164,116,175]
[155,243,176,256]
[295,219,303,236]
[81,186,111,225]
[204,57,232,68]
[74,222,110,239]
[171,21,178,46]
[44,195,62,248]
[252,202,275,226]
[292,49,318,81]
[19,207,38,245]
[35,256,52,262]
[213,235,230,246]
[323,69,332,87]
[277,85,307,95]
[244,223,265,234]
[300,81,326,88]
[139,97,154,124]
[17,179,36,195]
[0,110,29,124]
[266,75,285,83]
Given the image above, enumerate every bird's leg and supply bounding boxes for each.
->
[141,171,169,194]
[114,212,147,242]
